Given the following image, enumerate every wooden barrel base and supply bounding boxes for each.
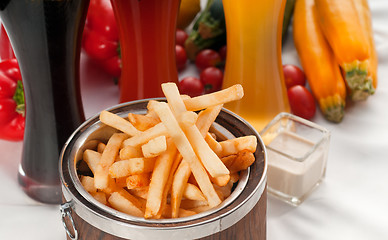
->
[65,188,266,240]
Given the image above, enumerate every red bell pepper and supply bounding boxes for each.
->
[82,0,121,79]
[0,58,25,141]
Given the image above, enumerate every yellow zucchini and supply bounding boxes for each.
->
[352,0,378,100]
[314,0,372,99]
[293,0,346,122]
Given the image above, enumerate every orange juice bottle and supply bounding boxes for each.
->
[222,0,290,131]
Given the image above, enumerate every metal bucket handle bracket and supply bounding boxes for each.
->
[60,201,78,240]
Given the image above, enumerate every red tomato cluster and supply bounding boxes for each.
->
[176,31,226,98]
[283,64,316,120]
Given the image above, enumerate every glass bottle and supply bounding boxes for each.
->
[110,0,181,103]
[0,0,89,204]
[222,0,290,131]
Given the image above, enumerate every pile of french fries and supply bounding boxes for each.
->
[79,83,257,219]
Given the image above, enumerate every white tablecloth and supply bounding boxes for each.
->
[1,0,388,239]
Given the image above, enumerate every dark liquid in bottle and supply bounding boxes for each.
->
[0,0,89,203]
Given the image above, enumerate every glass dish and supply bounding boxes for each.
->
[260,112,330,206]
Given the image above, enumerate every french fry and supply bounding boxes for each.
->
[141,135,167,158]
[171,160,191,218]
[100,176,120,195]
[109,157,156,178]
[162,83,228,177]
[108,191,144,217]
[149,101,221,208]
[196,104,223,137]
[188,173,198,187]
[123,122,167,147]
[205,133,222,155]
[183,183,206,201]
[83,149,101,174]
[210,174,230,187]
[180,112,229,178]
[94,133,127,190]
[220,155,236,169]
[161,205,197,218]
[230,172,240,184]
[156,153,183,218]
[162,82,188,116]
[91,192,107,205]
[128,112,160,131]
[145,139,177,219]
[100,110,140,136]
[119,145,143,159]
[218,135,257,158]
[214,182,233,199]
[97,142,106,153]
[129,186,149,199]
[180,199,208,210]
[189,205,213,214]
[183,84,244,111]
[115,177,128,188]
[225,150,256,173]
[126,173,151,189]
[80,176,97,193]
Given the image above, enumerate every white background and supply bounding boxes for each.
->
[1,0,388,239]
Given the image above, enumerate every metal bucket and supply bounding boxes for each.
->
[59,99,267,240]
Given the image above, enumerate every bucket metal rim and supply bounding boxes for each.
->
[59,98,268,239]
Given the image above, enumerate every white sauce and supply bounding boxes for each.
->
[266,131,327,200]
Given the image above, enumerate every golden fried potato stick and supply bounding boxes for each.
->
[196,104,223,137]
[145,139,177,219]
[122,122,167,148]
[126,173,151,189]
[180,199,208,210]
[83,149,101,174]
[161,205,197,218]
[148,101,221,208]
[183,84,244,111]
[91,192,107,205]
[128,186,149,200]
[218,135,257,157]
[109,157,156,178]
[222,150,256,173]
[162,82,188,116]
[119,145,143,160]
[80,176,96,193]
[100,110,140,136]
[205,133,222,155]
[162,83,229,178]
[94,133,127,189]
[171,160,191,218]
[108,191,143,217]
[180,113,229,178]
[183,183,206,201]
[156,153,183,219]
[141,135,167,158]
[128,112,160,131]
[97,142,106,153]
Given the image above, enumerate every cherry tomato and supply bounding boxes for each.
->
[283,64,306,89]
[287,85,316,120]
[195,49,222,72]
[200,67,223,94]
[175,45,187,71]
[179,76,203,97]
[176,29,189,47]
[218,45,227,61]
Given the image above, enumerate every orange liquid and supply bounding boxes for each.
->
[222,0,290,131]
[111,0,180,102]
